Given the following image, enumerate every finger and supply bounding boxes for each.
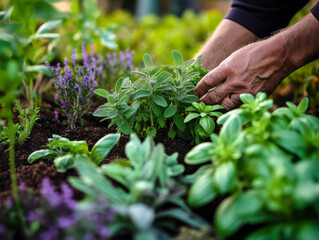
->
[220,94,241,111]
[199,82,231,105]
[195,66,227,98]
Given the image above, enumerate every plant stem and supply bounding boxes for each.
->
[7,117,27,234]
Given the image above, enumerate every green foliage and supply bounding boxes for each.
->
[0,101,40,145]
[28,133,120,172]
[1,0,66,105]
[184,102,224,144]
[187,55,210,85]
[185,92,319,238]
[94,50,223,141]
[69,134,209,239]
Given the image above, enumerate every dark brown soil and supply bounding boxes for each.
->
[0,102,195,202]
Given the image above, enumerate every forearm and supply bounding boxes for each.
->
[279,13,319,70]
[196,19,258,70]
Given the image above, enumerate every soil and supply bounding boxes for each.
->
[0,99,195,203]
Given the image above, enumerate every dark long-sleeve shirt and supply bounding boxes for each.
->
[225,0,319,38]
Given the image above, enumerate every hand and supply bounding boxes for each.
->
[195,38,294,110]
[195,13,319,111]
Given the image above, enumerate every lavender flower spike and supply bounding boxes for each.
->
[119,51,126,70]
[82,42,89,68]
[71,48,77,67]
[41,177,60,207]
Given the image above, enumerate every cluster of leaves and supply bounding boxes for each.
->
[0,101,40,145]
[46,43,102,129]
[69,134,209,239]
[186,92,319,238]
[28,133,120,172]
[94,50,223,141]
[0,179,114,240]
[186,55,210,85]
[2,0,67,105]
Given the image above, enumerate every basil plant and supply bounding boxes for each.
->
[28,133,120,172]
[185,92,319,239]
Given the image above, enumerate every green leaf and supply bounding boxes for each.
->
[128,204,155,231]
[143,53,153,68]
[25,65,52,77]
[171,50,183,66]
[185,142,212,164]
[91,133,120,165]
[153,95,167,107]
[272,130,307,158]
[93,108,110,118]
[213,161,237,194]
[240,93,255,104]
[164,105,177,118]
[101,162,129,187]
[188,170,216,207]
[107,95,115,104]
[215,196,243,237]
[184,113,200,123]
[157,208,208,229]
[34,33,60,39]
[28,149,51,163]
[174,114,186,131]
[115,77,125,93]
[54,154,76,172]
[36,20,62,34]
[94,89,110,98]
[199,116,215,135]
[181,95,198,104]
[182,59,195,68]
[220,115,241,144]
[297,97,309,113]
[131,89,151,100]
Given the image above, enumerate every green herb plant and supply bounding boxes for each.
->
[185,92,319,239]
[184,102,223,144]
[187,55,210,85]
[3,0,67,106]
[69,134,209,239]
[94,50,223,142]
[0,100,40,145]
[28,133,120,172]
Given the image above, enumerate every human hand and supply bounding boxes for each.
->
[195,38,294,110]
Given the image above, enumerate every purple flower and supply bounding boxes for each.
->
[5,199,13,207]
[45,61,50,67]
[40,226,58,240]
[61,100,69,109]
[90,45,96,69]
[68,114,72,120]
[92,81,98,88]
[26,211,38,222]
[119,51,126,70]
[97,54,103,75]
[54,111,59,121]
[71,48,76,67]
[61,183,77,210]
[84,234,96,240]
[64,72,73,80]
[74,83,79,90]
[50,79,54,84]
[98,225,110,238]
[41,178,60,207]
[55,94,59,100]
[19,182,26,190]
[58,216,75,229]
[82,42,89,68]
[126,48,134,69]
[64,57,69,65]
[0,224,6,234]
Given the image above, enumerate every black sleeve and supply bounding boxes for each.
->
[311,2,319,21]
[225,0,309,38]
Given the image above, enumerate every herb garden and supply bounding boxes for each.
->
[1,0,319,240]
